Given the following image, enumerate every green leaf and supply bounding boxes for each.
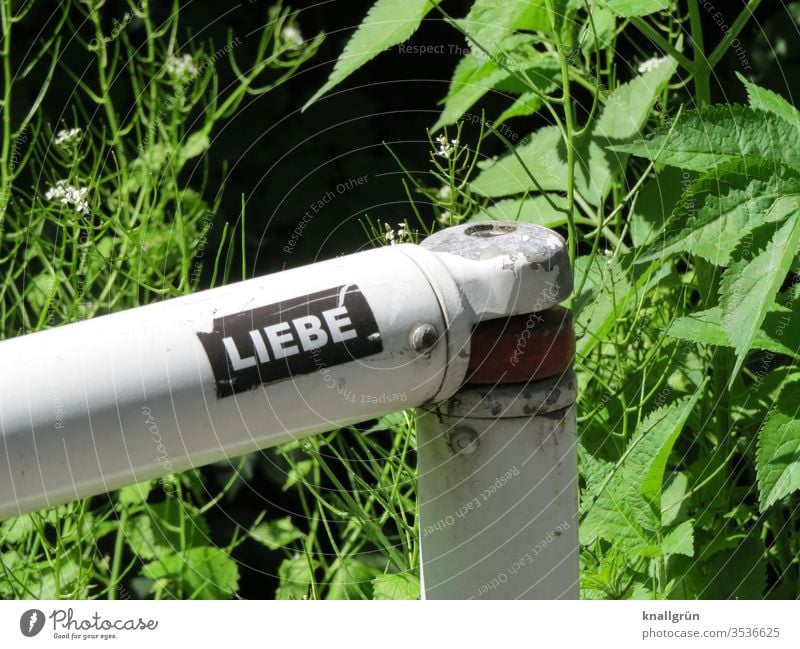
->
[126,501,209,560]
[576,56,677,204]
[178,132,210,164]
[578,443,614,514]
[661,472,689,526]
[600,0,669,17]
[461,0,542,49]
[304,0,440,109]
[719,215,800,385]
[756,376,800,511]
[667,304,800,359]
[275,555,318,599]
[433,53,509,133]
[249,517,304,550]
[630,167,684,248]
[581,390,703,555]
[495,90,545,124]
[637,165,800,266]
[471,125,565,197]
[738,72,800,127]
[432,36,559,132]
[670,534,765,598]
[662,519,694,557]
[143,546,239,599]
[117,480,153,505]
[579,6,617,54]
[471,56,676,205]
[593,56,676,141]
[469,194,569,228]
[372,572,420,599]
[0,514,36,544]
[326,559,382,600]
[614,105,800,172]
[283,459,313,491]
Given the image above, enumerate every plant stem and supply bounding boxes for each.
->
[707,0,763,70]
[0,0,12,225]
[548,0,577,267]
[688,0,710,106]
[108,509,127,600]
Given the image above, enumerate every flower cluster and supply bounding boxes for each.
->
[165,53,198,79]
[55,127,81,147]
[45,180,90,214]
[435,134,458,160]
[383,222,411,245]
[637,56,667,74]
[281,24,304,50]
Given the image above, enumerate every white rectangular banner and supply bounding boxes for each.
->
[1,600,797,647]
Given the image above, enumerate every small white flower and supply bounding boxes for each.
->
[437,210,452,226]
[45,179,90,214]
[383,222,411,245]
[55,127,81,147]
[637,56,667,74]
[436,185,451,201]
[435,134,458,160]
[165,53,198,79]
[282,24,304,50]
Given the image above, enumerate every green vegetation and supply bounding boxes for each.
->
[2,0,799,599]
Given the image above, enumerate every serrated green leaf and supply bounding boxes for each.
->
[756,376,800,511]
[326,559,381,600]
[276,555,318,599]
[738,72,800,127]
[461,0,542,50]
[142,546,239,599]
[662,519,694,557]
[432,37,559,132]
[249,517,303,550]
[614,105,800,172]
[601,0,669,17]
[667,304,800,359]
[578,443,614,514]
[372,572,420,599]
[495,89,545,124]
[637,165,800,265]
[719,215,800,385]
[304,0,440,110]
[581,390,703,555]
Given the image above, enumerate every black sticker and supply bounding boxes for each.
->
[197,284,383,398]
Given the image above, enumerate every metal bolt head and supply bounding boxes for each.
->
[411,323,439,353]
[447,426,479,455]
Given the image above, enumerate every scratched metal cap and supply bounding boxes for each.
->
[420,221,572,320]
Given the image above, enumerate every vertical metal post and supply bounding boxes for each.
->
[416,225,578,600]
